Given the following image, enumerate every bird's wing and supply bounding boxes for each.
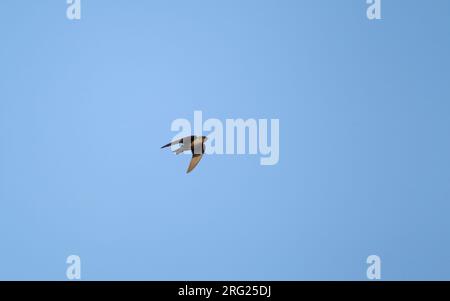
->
[161,136,193,149]
[186,154,203,173]
[191,139,205,155]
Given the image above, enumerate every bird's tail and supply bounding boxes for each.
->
[174,147,185,155]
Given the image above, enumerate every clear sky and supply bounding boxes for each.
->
[1,1,449,280]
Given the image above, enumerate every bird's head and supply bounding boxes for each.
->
[202,136,208,142]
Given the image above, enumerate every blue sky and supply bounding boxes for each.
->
[0,1,449,280]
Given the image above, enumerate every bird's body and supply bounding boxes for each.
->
[161,135,208,173]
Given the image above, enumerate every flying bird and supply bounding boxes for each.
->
[161,135,208,173]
